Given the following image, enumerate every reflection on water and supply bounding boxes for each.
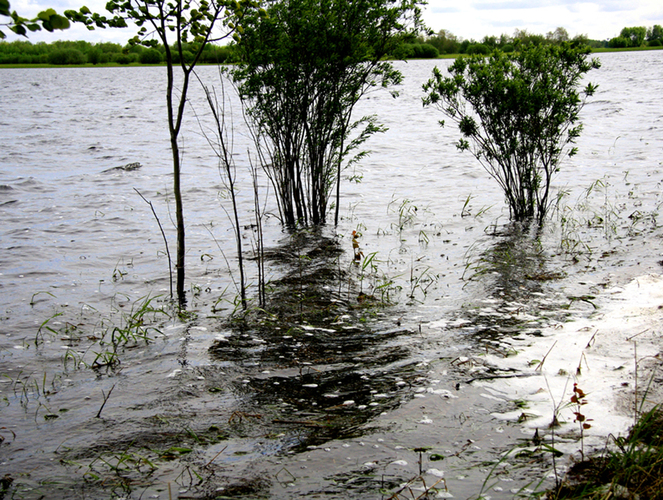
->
[458,222,575,342]
[210,231,425,451]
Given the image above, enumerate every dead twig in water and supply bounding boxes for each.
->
[536,341,557,371]
[272,419,326,428]
[204,445,228,468]
[134,188,173,301]
[464,372,540,385]
[96,383,116,418]
[627,328,650,342]
[387,476,446,499]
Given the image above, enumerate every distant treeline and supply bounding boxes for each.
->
[0,39,238,65]
[1,24,662,65]
[421,25,663,56]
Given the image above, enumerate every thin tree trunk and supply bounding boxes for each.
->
[164,31,192,307]
[172,139,186,307]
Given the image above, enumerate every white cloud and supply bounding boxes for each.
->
[424,0,663,41]
[472,0,547,10]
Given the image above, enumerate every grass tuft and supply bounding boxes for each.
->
[548,406,663,499]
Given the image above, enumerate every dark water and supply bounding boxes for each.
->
[1,51,663,499]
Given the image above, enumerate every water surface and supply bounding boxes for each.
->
[1,51,663,498]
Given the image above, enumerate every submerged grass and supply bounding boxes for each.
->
[209,230,426,451]
[37,294,170,373]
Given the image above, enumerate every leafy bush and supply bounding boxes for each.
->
[0,52,18,63]
[649,39,662,47]
[48,48,86,65]
[391,42,414,59]
[393,42,439,59]
[412,43,439,59]
[172,50,194,64]
[199,44,234,63]
[113,53,132,64]
[466,43,490,55]
[423,43,600,223]
[96,42,122,54]
[609,36,628,48]
[139,48,162,64]
[87,49,101,64]
[426,30,460,54]
[619,26,646,47]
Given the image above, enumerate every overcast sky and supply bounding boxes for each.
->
[5,0,663,44]
[426,0,663,41]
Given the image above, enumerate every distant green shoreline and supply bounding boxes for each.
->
[0,45,660,69]
[590,45,663,53]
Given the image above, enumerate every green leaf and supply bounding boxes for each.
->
[37,8,56,21]
[49,14,70,30]
[11,23,26,36]
[0,0,11,16]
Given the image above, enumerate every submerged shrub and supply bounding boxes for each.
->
[233,0,424,228]
[423,42,600,223]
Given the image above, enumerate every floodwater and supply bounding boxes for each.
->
[1,50,663,499]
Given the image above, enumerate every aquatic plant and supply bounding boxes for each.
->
[34,294,170,376]
[553,173,661,267]
[387,475,447,499]
[350,231,401,304]
[389,197,419,234]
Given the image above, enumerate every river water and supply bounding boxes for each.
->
[1,50,663,499]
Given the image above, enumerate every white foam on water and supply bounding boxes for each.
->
[482,274,663,449]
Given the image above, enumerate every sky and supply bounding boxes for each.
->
[425,0,663,41]
[4,0,663,44]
